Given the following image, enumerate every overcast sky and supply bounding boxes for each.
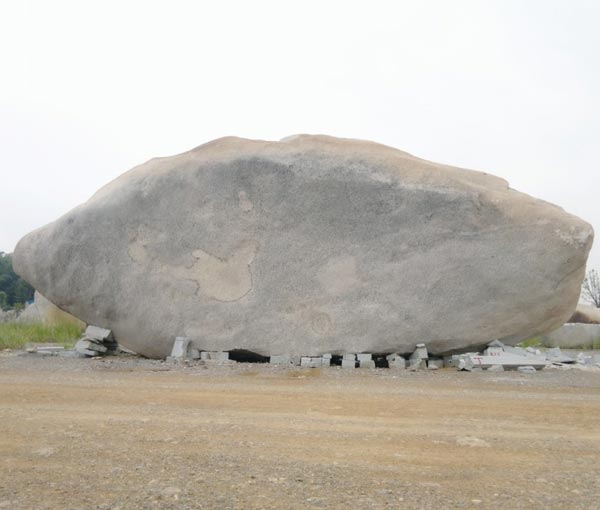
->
[1,0,598,272]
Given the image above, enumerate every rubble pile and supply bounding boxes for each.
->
[453,340,600,372]
[74,326,118,357]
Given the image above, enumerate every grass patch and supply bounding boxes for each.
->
[518,336,541,348]
[0,322,83,350]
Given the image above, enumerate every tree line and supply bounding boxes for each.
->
[0,252,34,311]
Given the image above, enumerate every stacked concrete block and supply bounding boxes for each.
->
[341,354,356,369]
[321,353,332,367]
[356,353,375,369]
[74,325,118,357]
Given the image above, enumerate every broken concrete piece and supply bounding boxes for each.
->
[387,353,406,369]
[170,337,190,359]
[410,344,428,362]
[85,325,113,342]
[487,364,505,372]
[75,339,107,353]
[427,359,444,369]
[545,347,575,364]
[457,357,474,371]
[200,351,229,361]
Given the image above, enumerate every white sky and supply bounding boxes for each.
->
[1,0,598,271]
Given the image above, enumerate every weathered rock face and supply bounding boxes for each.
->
[13,135,594,358]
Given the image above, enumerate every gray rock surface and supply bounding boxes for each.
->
[541,323,600,349]
[15,291,85,327]
[13,135,594,358]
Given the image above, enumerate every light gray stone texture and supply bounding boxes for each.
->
[359,360,376,369]
[427,359,444,369]
[12,135,594,359]
[300,357,322,368]
[75,339,107,353]
[540,324,600,349]
[410,344,429,362]
[200,351,229,361]
[341,359,356,369]
[85,325,113,342]
[387,353,406,369]
[356,353,372,362]
[269,355,291,365]
[170,337,190,358]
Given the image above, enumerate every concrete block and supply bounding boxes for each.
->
[170,337,190,358]
[357,353,372,362]
[342,353,356,361]
[200,351,229,361]
[410,343,428,362]
[75,339,107,353]
[487,364,505,372]
[322,353,332,359]
[188,348,201,360]
[457,356,474,371]
[409,359,426,370]
[300,357,322,368]
[270,355,291,365]
[321,356,331,367]
[427,359,443,369]
[359,360,376,369]
[545,347,574,363]
[85,325,113,342]
[341,359,356,369]
[388,360,406,369]
[387,354,406,369]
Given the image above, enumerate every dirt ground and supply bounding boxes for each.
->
[1,354,600,510]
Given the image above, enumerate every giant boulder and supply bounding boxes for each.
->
[13,135,593,358]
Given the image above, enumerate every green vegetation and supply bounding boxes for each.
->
[0,322,83,350]
[0,252,34,310]
[518,337,541,348]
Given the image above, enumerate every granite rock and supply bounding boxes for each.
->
[13,135,593,358]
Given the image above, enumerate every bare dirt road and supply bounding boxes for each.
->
[1,354,600,509]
